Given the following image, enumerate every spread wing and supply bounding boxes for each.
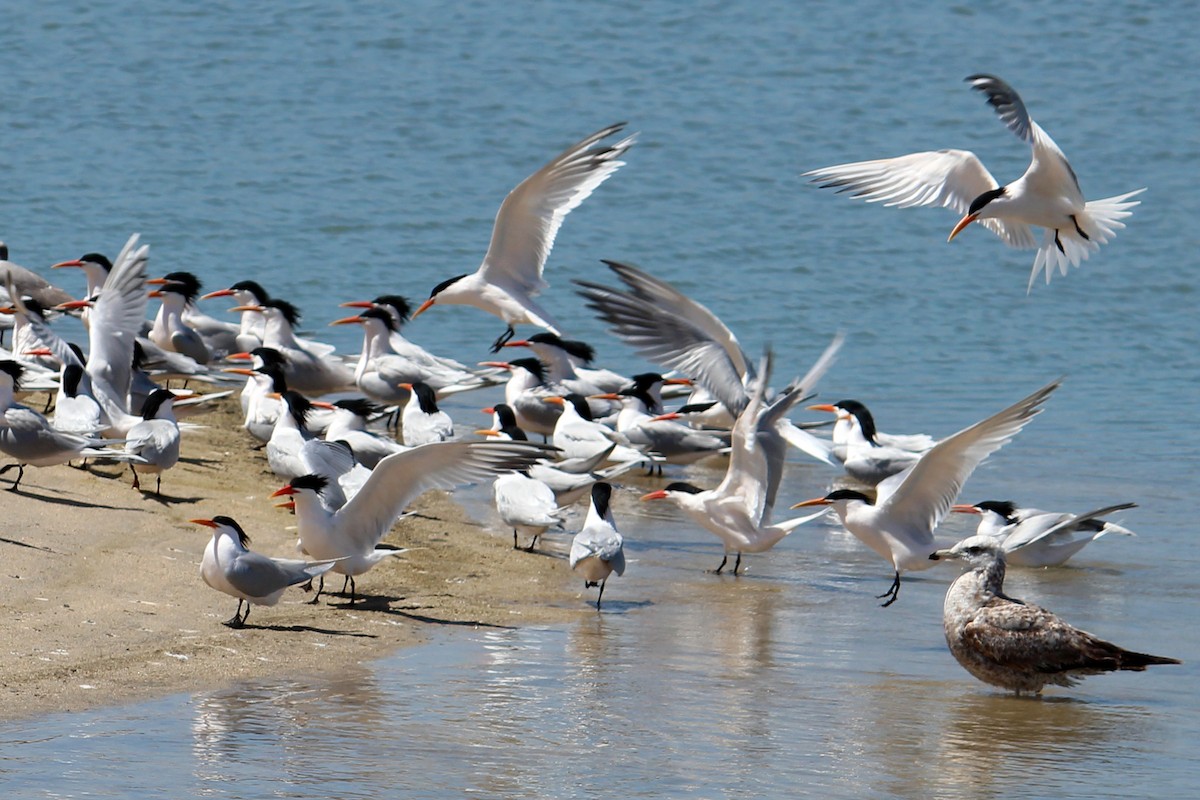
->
[876,380,1059,537]
[336,440,554,550]
[479,123,634,295]
[576,259,752,415]
[87,234,150,411]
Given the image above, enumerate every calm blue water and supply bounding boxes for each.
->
[1,1,1197,797]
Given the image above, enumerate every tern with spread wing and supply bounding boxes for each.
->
[793,380,1060,606]
[805,75,1144,290]
[411,123,636,351]
[952,499,1137,567]
[271,440,551,603]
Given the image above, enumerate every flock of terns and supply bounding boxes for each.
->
[0,74,1180,695]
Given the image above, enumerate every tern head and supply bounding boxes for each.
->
[508,333,596,364]
[952,500,1018,523]
[61,363,85,397]
[506,357,547,384]
[271,473,330,500]
[230,279,270,303]
[949,187,1007,242]
[371,295,412,324]
[333,398,384,420]
[791,488,873,511]
[139,388,178,420]
[640,482,704,502]
[263,298,302,327]
[52,252,113,272]
[412,274,468,320]
[401,381,440,414]
[809,400,880,445]
[150,271,203,303]
[590,481,614,517]
[929,535,1006,568]
[191,516,251,547]
[560,393,594,420]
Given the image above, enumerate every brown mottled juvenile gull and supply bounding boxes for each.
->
[930,535,1180,694]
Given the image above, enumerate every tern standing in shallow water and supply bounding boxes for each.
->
[411,123,636,351]
[793,380,1060,606]
[805,74,1144,290]
[929,536,1179,694]
[570,482,625,609]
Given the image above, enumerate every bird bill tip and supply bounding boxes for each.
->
[269,485,296,498]
[227,304,264,313]
[338,300,375,309]
[189,518,217,528]
[329,315,364,326]
[542,396,565,406]
[50,259,84,269]
[501,340,530,348]
[790,497,830,509]
[806,403,837,413]
[947,213,978,242]
[664,377,693,386]
[640,489,668,501]
[650,412,680,422]
[474,428,501,437]
[54,299,93,311]
[950,504,981,514]
[410,297,435,319]
[199,288,235,300]
[477,361,511,370]
[589,392,620,400]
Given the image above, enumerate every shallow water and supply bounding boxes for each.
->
[2,0,1198,796]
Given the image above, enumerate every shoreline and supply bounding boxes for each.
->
[0,394,587,724]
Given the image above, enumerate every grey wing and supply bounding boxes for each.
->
[878,380,1060,536]
[339,440,554,550]
[575,260,751,416]
[480,123,634,294]
[5,278,83,369]
[966,74,1034,144]
[88,235,150,404]
[224,551,320,597]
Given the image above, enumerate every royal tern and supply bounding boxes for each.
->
[641,353,834,575]
[807,399,932,483]
[952,500,1137,567]
[340,295,494,392]
[194,516,340,628]
[51,362,104,435]
[805,74,1145,290]
[929,536,1179,694]
[271,439,550,602]
[399,381,453,446]
[476,403,634,505]
[597,383,728,468]
[546,394,649,465]
[125,388,188,494]
[570,482,625,609]
[479,357,563,437]
[503,333,628,396]
[324,398,408,469]
[0,245,73,311]
[0,360,141,490]
[223,350,288,441]
[266,390,337,480]
[493,470,566,551]
[200,280,270,352]
[146,272,214,364]
[231,299,354,396]
[793,380,1060,605]
[411,123,635,351]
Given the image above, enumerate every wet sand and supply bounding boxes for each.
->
[0,395,586,723]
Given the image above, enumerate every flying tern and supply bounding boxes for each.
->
[805,74,1145,290]
[411,123,636,351]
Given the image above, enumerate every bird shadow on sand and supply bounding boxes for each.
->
[139,491,205,506]
[322,593,516,630]
[0,534,58,554]
[6,485,144,512]
[238,622,378,637]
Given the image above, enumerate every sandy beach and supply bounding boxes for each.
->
[0,393,587,723]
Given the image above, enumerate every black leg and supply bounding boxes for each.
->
[223,599,246,628]
[732,552,742,576]
[155,475,162,495]
[489,326,516,353]
[347,576,357,605]
[307,574,325,604]
[595,578,607,610]
[1,463,25,491]
[523,533,539,552]
[513,530,519,549]
[1071,214,1090,241]
[710,554,728,575]
[877,571,902,607]
[130,467,141,491]
[340,575,351,595]
[1054,229,1065,254]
